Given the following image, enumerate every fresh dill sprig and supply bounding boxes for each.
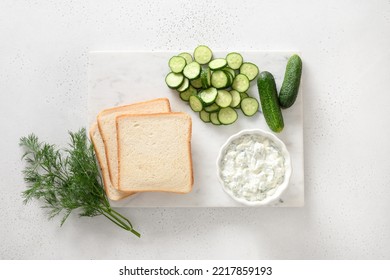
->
[19,128,140,237]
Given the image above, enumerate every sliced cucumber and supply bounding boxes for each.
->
[199,110,211,123]
[179,86,197,102]
[169,56,187,73]
[226,52,243,70]
[204,103,220,113]
[190,77,202,89]
[183,61,201,80]
[189,95,203,112]
[218,107,238,125]
[165,72,184,89]
[223,70,234,87]
[229,90,241,108]
[200,68,211,89]
[178,52,193,64]
[240,62,259,81]
[176,78,189,92]
[240,97,259,116]
[232,74,250,92]
[166,47,260,126]
[215,90,233,108]
[240,92,249,99]
[209,58,227,70]
[194,45,213,64]
[210,112,221,125]
[222,67,236,78]
[199,87,218,105]
[211,70,229,89]
[236,92,249,109]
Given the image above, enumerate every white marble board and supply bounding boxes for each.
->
[88,51,304,207]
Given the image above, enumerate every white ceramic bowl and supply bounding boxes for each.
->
[216,129,292,206]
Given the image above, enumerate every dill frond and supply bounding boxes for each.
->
[19,128,140,237]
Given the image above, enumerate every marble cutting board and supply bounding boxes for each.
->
[88,51,304,207]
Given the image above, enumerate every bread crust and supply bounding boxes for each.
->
[89,123,135,200]
[97,98,171,118]
[97,98,171,189]
[116,112,194,193]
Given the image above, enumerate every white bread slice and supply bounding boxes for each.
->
[89,123,135,201]
[116,112,193,193]
[97,98,171,189]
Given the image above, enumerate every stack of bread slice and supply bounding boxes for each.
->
[89,98,193,201]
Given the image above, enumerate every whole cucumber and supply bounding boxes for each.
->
[257,71,284,133]
[279,54,302,108]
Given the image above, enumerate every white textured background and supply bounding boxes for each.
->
[1,0,390,259]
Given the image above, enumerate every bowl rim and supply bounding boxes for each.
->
[216,128,292,206]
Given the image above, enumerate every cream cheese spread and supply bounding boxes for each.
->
[219,133,286,202]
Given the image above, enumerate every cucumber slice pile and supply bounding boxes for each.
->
[166,45,260,125]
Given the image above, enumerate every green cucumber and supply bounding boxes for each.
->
[223,70,234,87]
[240,62,259,81]
[189,95,204,112]
[179,86,197,102]
[204,103,220,113]
[232,74,250,92]
[194,45,213,64]
[199,87,218,105]
[169,56,187,73]
[240,92,249,99]
[226,52,243,70]
[176,78,189,92]
[257,71,284,132]
[209,58,227,70]
[229,90,241,108]
[240,97,259,117]
[210,112,221,125]
[190,77,202,89]
[235,92,249,109]
[166,46,262,126]
[279,54,302,108]
[165,72,184,89]
[211,70,229,89]
[218,107,238,125]
[222,67,236,79]
[178,52,193,64]
[183,61,201,80]
[199,110,211,123]
[200,68,211,89]
[215,90,232,108]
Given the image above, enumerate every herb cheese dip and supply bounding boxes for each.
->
[219,133,288,203]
